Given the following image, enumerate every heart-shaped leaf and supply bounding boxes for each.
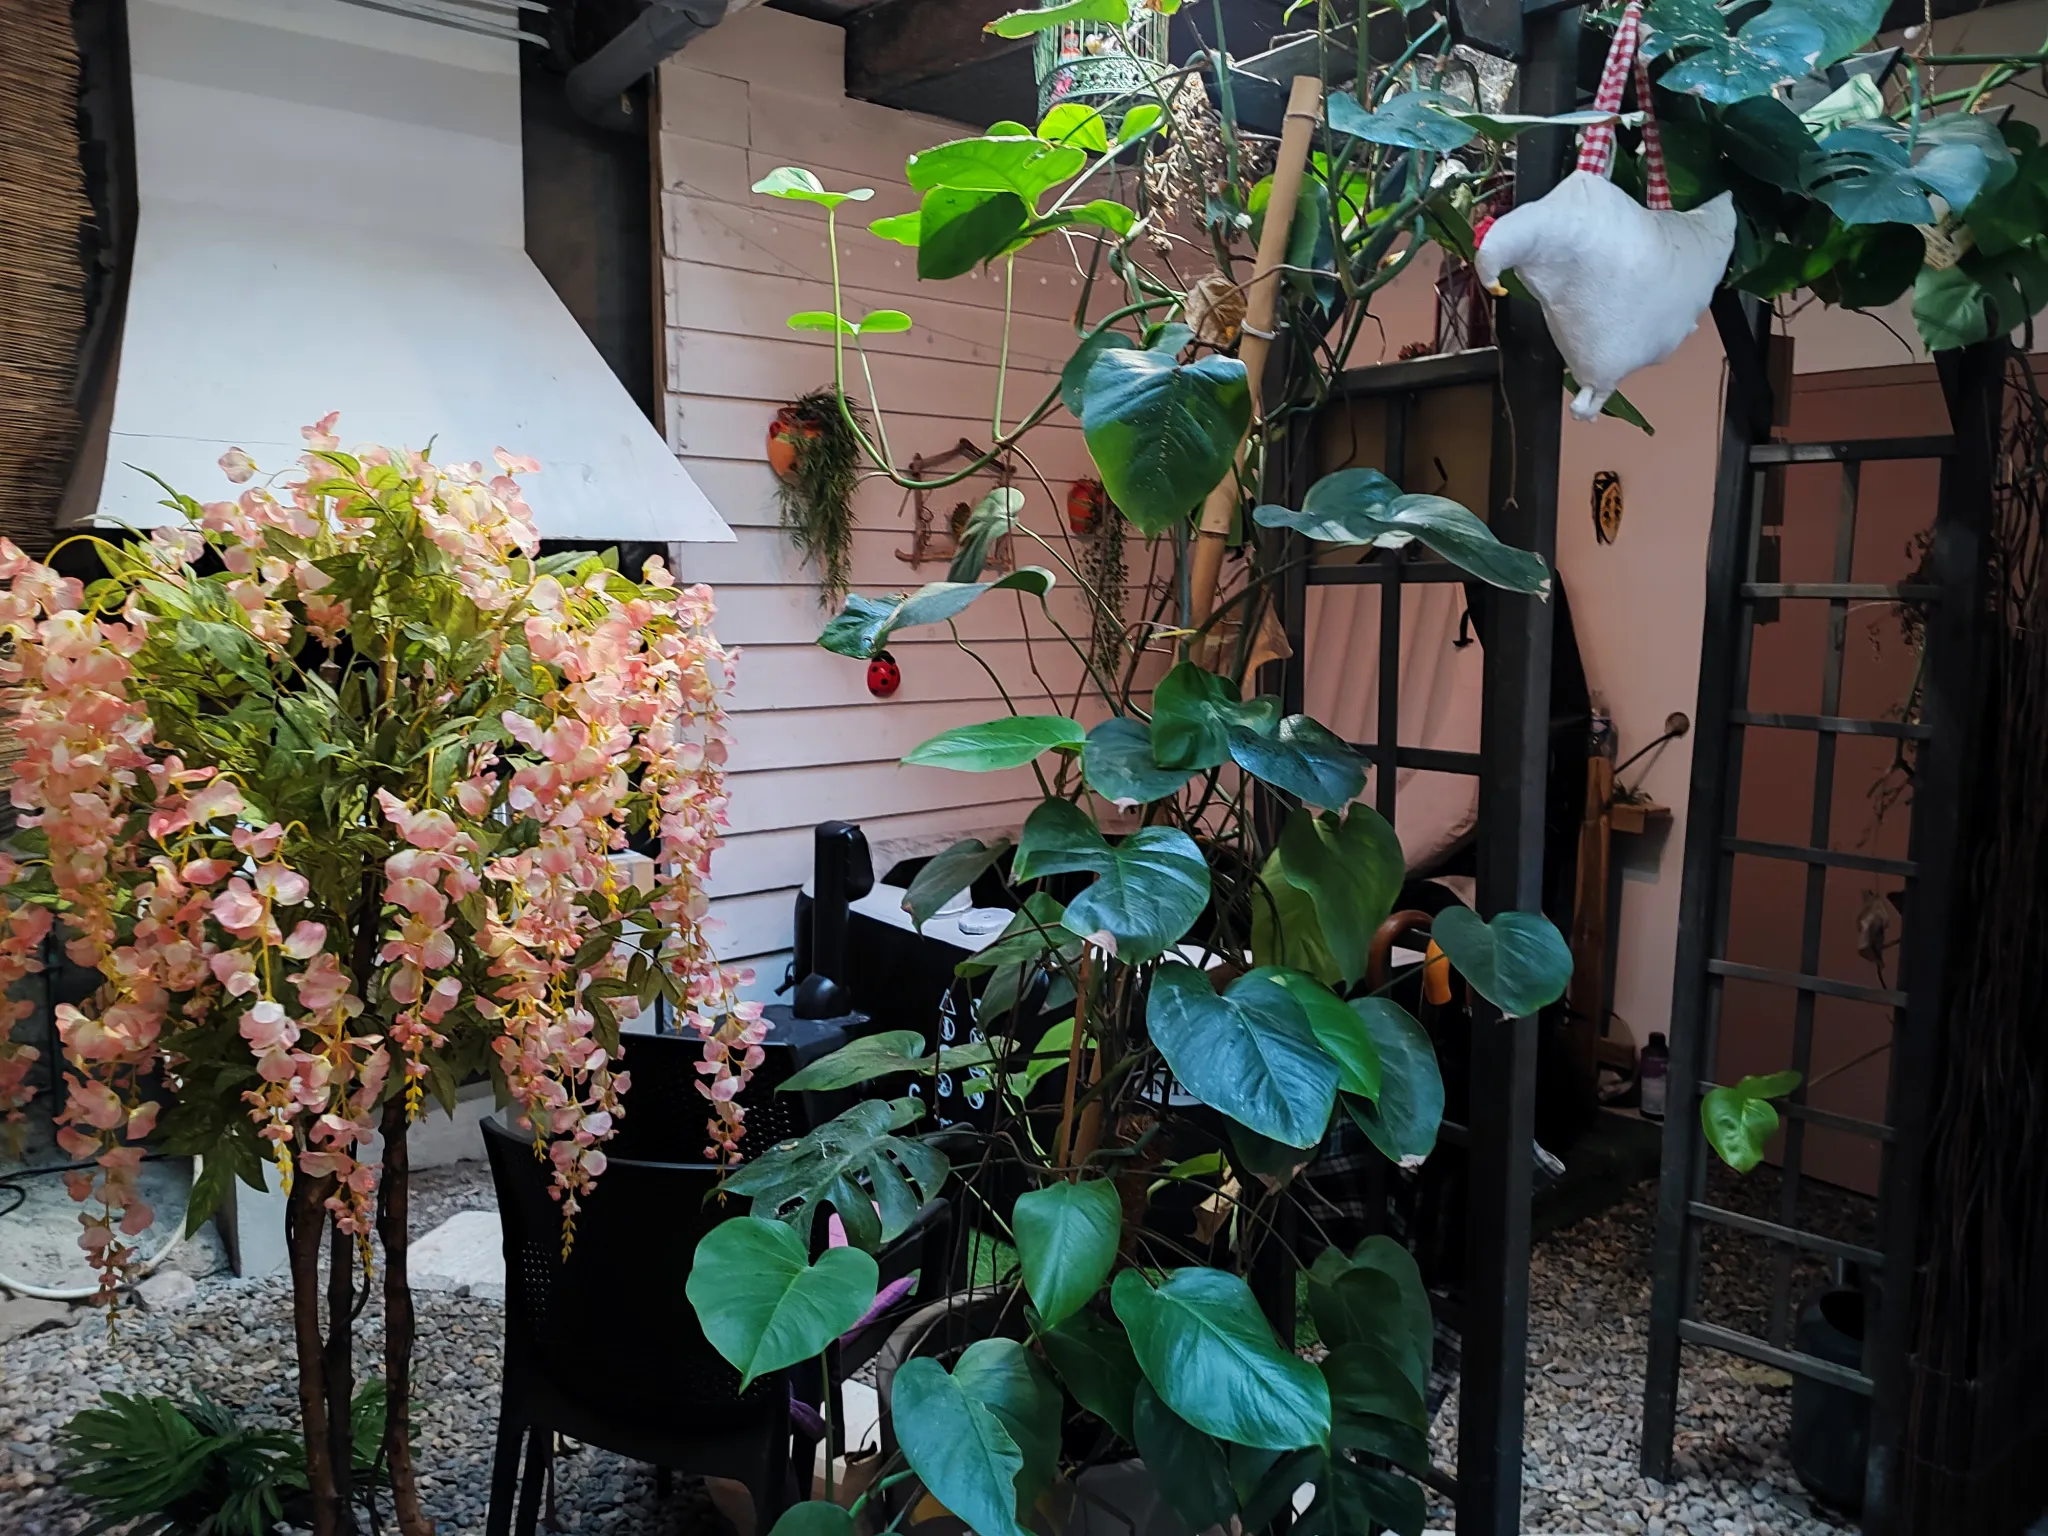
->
[1060,327,1138,418]
[1038,102,1111,151]
[1309,1236,1434,1394]
[1149,661,1279,770]
[1327,89,1476,153]
[946,488,1024,583]
[1701,1070,1803,1172]
[778,1029,929,1092]
[722,1098,948,1252]
[1145,963,1339,1148]
[1262,967,1380,1099]
[818,567,1055,658]
[1716,97,1817,191]
[1228,716,1366,808]
[1132,1382,1240,1530]
[1256,805,1405,988]
[685,1216,881,1389]
[905,714,1083,772]
[952,1338,1062,1505]
[1255,471,1550,595]
[913,187,1032,279]
[1321,1343,1428,1430]
[1039,1307,1141,1440]
[1012,799,1209,962]
[754,166,876,207]
[1082,350,1251,536]
[1344,999,1444,1167]
[767,1504,857,1536]
[1013,1179,1122,1328]
[1081,716,1197,806]
[1111,1267,1332,1450]
[903,837,1013,929]
[1430,906,1573,1017]
[907,135,1086,208]
[892,1352,1031,1536]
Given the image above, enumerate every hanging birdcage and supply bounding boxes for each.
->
[1033,4,1171,127]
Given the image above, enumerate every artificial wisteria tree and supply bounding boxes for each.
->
[0,416,748,1534]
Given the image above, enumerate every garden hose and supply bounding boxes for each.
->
[0,1152,196,1302]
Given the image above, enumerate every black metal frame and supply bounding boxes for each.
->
[1639,295,2002,1534]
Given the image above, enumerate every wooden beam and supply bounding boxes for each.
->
[845,0,1031,103]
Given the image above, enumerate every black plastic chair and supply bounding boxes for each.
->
[482,1116,791,1536]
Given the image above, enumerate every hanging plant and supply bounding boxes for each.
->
[1080,489,1129,677]
[771,388,868,607]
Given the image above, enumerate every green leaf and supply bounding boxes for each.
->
[857,309,914,335]
[1454,108,1627,142]
[1252,853,1342,985]
[1132,1382,1240,1530]
[1327,89,1476,152]
[903,837,1013,929]
[1643,0,1825,104]
[1344,1000,1444,1167]
[1310,1236,1434,1394]
[1259,805,1405,987]
[788,310,857,334]
[1021,198,1139,240]
[1111,1267,1332,1451]
[953,1337,1062,1506]
[1060,326,1137,419]
[869,210,924,246]
[1802,128,1934,225]
[753,166,875,208]
[1149,661,1277,770]
[1013,1179,1122,1328]
[906,135,1086,208]
[1912,112,2017,213]
[817,567,1056,659]
[722,1098,948,1251]
[1145,963,1340,1148]
[1039,1308,1141,1440]
[1263,968,1380,1099]
[986,0,1130,37]
[1299,1460,1428,1536]
[1038,102,1111,152]
[778,1030,929,1092]
[1913,263,2001,351]
[685,1216,881,1389]
[892,1354,1031,1536]
[1321,1343,1428,1429]
[905,714,1083,772]
[767,1503,858,1536]
[1012,799,1209,962]
[947,487,1025,582]
[1081,350,1251,537]
[1118,102,1165,144]
[1081,716,1197,806]
[1702,1070,1804,1172]
[1430,907,1573,1017]
[1254,471,1550,595]
[1563,374,1657,434]
[915,187,1032,280]
[1781,0,1888,66]
[1717,96,1818,191]
[1227,715,1366,808]
[1836,223,1927,309]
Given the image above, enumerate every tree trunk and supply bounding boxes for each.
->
[288,1173,345,1536]
[326,1222,356,1526]
[379,1092,434,1535]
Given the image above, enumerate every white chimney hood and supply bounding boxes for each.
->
[77,0,731,544]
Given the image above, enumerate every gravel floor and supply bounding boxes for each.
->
[0,1161,1859,1536]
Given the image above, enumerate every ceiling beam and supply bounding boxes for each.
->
[844,0,1031,106]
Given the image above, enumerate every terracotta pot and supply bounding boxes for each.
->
[767,408,818,481]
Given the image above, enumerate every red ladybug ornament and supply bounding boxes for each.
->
[866,650,901,698]
[1066,478,1107,536]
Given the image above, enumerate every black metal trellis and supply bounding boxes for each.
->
[1638,294,2003,1534]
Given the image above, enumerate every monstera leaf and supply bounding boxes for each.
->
[1430,907,1574,1018]
[1081,717,1198,806]
[1145,963,1340,1148]
[1081,350,1251,536]
[1641,0,1825,105]
[686,1216,880,1388]
[1012,799,1209,961]
[722,1098,948,1252]
[1254,471,1550,595]
[1149,662,1278,769]
[1344,999,1445,1168]
[893,1340,1059,1536]
[1253,805,1406,988]
[1012,1179,1122,1328]
[819,568,1055,658]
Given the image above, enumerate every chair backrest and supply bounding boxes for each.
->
[482,1115,779,1424]
[606,1014,847,1164]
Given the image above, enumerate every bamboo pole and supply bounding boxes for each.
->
[1185,74,1325,648]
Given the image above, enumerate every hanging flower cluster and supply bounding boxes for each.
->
[0,416,748,1296]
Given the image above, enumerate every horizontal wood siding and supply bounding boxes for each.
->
[657,10,1112,997]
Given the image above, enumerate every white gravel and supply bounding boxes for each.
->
[0,1163,1854,1536]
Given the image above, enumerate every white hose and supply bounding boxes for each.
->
[0,1155,198,1302]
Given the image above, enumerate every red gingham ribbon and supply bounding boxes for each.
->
[1574,0,1672,212]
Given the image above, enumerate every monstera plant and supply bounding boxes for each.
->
[678,2,2048,1531]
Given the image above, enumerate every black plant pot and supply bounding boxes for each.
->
[1790,1288,1870,1514]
